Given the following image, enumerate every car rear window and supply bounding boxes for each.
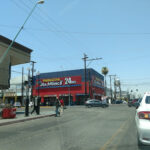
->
[145,96,150,104]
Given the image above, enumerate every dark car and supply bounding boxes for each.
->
[116,100,123,104]
[85,99,108,108]
[134,98,142,109]
[128,99,138,107]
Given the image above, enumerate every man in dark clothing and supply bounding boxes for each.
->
[55,98,61,117]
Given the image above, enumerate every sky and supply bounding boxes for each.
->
[1,0,150,96]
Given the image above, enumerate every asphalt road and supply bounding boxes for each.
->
[0,105,149,150]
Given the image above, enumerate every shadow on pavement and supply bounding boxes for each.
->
[138,145,150,150]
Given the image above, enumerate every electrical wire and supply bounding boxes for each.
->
[9,0,81,69]
[2,24,150,36]
[19,0,85,55]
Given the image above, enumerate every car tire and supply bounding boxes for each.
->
[88,105,91,108]
[102,105,106,108]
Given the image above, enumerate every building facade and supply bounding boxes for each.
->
[32,68,104,105]
[0,75,29,105]
[0,35,32,89]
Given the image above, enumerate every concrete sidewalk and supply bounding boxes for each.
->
[0,110,55,126]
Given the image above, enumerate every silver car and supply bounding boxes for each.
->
[85,99,108,108]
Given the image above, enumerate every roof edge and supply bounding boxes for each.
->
[0,35,33,54]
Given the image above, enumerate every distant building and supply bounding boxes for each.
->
[33,68,104,105]
[0,75,29,105]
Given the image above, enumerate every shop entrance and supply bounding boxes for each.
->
[94,95,102,100]
[76,94,89,105]
[76,95,85,105]
[44,96,56,106]
[59,95,73,106]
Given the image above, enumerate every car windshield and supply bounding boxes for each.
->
[145,96,150,104]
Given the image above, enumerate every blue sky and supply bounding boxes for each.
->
[1,0,150,96]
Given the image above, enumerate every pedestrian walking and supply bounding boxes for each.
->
[60,99,64,115]
[31,97,38,114]
[55,97,61,117]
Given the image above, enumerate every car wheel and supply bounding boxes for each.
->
[102,105,106,108]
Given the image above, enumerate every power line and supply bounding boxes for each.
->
[27,0,86,54]
[19,0,85,54]
[11,0,78,51]
[9,0,82,69]
[2,24,150,36]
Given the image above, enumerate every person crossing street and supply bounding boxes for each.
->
[55,97,61,117]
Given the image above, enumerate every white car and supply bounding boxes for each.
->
[13,102,21,108]
[135,92,150,146]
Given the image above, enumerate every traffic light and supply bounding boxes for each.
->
[24,81,28,86]
[29,77,33,85]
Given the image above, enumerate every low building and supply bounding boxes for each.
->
[0,35,32,89]
[32,68,104,105]
[0,74,30,105]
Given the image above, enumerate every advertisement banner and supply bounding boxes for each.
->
[36,76,81,89]
[92,76,104,88]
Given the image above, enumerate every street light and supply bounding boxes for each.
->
[38,0,44,4]
[0,0,44,64]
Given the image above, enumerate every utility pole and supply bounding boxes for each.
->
[25,69,30,117]
[82,53,88,103]
[36,71,40,115]
[109,75,116,102]
[30,61,36,102]
[21,67,24,106]
[119,82,122,99]
[88,70,91,99]
[82,54,102,101]
[109,75,112,102]
[114,75,117,100]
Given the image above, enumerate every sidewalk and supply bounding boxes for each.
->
[0,109,55,126]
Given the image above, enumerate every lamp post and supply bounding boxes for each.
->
[0,0,44,64]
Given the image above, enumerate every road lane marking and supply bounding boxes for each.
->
[112,117,136,150]
[99,119,128,150]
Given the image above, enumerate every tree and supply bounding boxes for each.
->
[101,67,109,96]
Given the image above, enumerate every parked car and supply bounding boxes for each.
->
[134,98,142,108]
[0,103,5,108]
[116,100,123,104]
[128,99,138,107]
[85,99,108,108]
[13,102,21,108]
[135,92,150,146]
[122,100,127,104]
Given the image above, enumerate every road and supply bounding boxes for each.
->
[0,105,149,150]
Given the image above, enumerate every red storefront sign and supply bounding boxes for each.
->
[92,76,104,88]
[36,76,81,89]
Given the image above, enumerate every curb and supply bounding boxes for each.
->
[0,113,55,127]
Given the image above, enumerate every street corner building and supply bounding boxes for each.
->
[32,68,104,106]
[0,35,32,89]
